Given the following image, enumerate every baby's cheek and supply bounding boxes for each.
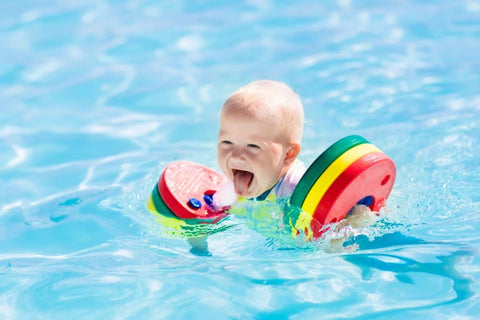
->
[219,165,230,179]
[217,150,227,163]
[217,157,228,177]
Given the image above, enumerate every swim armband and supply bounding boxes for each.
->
[147,161,230,237]
[288,135,396,238]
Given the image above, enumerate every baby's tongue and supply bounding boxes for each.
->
[233,170,253,195]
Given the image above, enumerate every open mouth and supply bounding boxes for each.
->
[232,169,254,195]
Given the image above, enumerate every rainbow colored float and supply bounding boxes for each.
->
[288,135,396,238]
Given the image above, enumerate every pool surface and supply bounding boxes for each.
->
[1,1,480,319]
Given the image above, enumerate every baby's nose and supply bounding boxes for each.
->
[229,148,246,163]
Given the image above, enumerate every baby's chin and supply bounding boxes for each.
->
[235,187,256,199]
[239,185,268,199]
[241,191,259,199]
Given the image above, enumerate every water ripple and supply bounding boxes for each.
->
[1,0,480,318]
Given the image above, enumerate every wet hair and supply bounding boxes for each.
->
[221,80,304,144]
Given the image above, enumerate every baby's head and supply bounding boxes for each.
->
[217,80,304,198]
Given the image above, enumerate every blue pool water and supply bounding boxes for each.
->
[1,0,480,319]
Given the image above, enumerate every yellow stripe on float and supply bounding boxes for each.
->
[301,143,381,216]
[146,195,157,212]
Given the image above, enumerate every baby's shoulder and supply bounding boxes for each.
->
[274,160,306,199]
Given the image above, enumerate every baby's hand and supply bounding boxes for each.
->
[329,205,376,252]
[331,204,376,235]
[212,180,238,210]
[338,204,376,229]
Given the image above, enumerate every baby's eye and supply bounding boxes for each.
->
[220,140,233,145]
[247,143,260,149]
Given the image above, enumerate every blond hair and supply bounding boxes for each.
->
[221,80,304,144]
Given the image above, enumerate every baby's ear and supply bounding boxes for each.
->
[285,143,300,164]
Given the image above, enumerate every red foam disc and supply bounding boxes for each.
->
[311,152,396,237]
[158,161,228,219]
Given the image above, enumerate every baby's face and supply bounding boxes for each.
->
[217,109,290,198]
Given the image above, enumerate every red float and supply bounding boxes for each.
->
[157,161,228,219]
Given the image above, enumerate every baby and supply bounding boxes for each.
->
[189,80,373,253]
[214,80,373,228]
[216,80,306,202]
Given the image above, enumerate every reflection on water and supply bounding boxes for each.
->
[345,236,475,315]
